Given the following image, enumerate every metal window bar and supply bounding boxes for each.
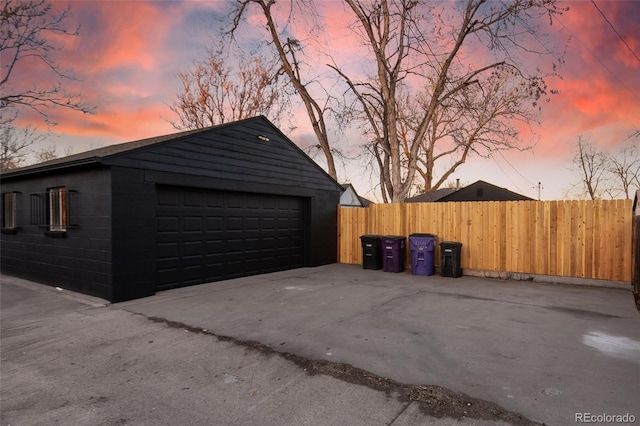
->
[2,192,17,228]
[30,189,77,230]
[49,187,66,231]
[30,192,48,227]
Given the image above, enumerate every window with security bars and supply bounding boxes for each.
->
[30,187,73,232]
[2,192,17,229]
[49,187,67,231]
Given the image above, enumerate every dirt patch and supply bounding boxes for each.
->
[283,356,538,425]
[147,316,542,426]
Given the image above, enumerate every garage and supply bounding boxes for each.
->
[1,116,341,302]
[156,186,306,290]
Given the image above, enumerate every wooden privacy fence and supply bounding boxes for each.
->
[337,199,634,282]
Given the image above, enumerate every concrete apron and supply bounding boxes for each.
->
[117,263,640,426]
[461,267,632,290]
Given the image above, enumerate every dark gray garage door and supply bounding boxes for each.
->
[156,186,305,290]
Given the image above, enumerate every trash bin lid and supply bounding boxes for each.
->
[382,235,406,240]
[360,234,382,240]
[440,241,462,247]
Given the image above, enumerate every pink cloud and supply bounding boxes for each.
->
[70,2,180,73]
[8,0,639,200]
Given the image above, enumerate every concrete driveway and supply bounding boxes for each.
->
[2,264,639,425]
[118,264,640,425]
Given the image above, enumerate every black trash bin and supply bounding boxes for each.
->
[440,241,463,278]
[360,235,383,270]
[382,236,406,273]
[409,233,436,276]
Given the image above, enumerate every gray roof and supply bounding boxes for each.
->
[405,187,457,203]
[1,126,210,177]
[405,180,533,203]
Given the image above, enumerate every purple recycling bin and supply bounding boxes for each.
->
[409,233,436,276]
[382,236,406,273]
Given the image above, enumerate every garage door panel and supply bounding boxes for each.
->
[158,242,179,259]
[260,197,276,209]
[205,263,224,281]
[227,193,244,209]
[227,217,244,231]
[225,260,244,277]
[157,190,180,206]
[206,240,223,254]
[246,197,261,209]
[245,217,260,230]
[183,190,204,207]
[205,192,224,207]
[278,198,293,210]
[244,237,260,247]
[206,217,224,231]
[156,186,305,291]
[276,218,291,230]
[226,238,244,253]
[244,257,261,271]
[183,216,204,232]
[259,237,275,249]
[158,267,180,283]
[261,217,276,230]
[157,216,179,233]
[183,241,204,256]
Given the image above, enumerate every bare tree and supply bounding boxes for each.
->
[34,142,60,163]
[571,136,609,200]
[0,111,44,171]
[605,136,640,199]
[229,0,338,180]
[569,133,640,200]
[168,49,290,130]
[226,0,563,192]
[1,0,94,121]
[1,0,94,171]
[608,144,640,199]
[331,0,564,202]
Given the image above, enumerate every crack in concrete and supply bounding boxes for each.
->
[144,315,543,426]
[387,401,413,426]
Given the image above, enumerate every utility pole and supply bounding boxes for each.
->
[535,182,544,200]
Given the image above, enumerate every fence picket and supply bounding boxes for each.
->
[337,199,634,282]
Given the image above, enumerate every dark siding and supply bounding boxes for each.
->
[0,168,113,299]
[104,118,340,193]
[110,167,157,302]
[634,215,639,296]
[307,190,339,266]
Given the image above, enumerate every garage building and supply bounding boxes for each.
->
[0,116,342,302]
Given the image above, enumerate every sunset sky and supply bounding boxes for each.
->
[7,0,640,201]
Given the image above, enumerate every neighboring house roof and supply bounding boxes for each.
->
[405,187,457,203]
[340,183,374,207]
[405,180,533,203]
